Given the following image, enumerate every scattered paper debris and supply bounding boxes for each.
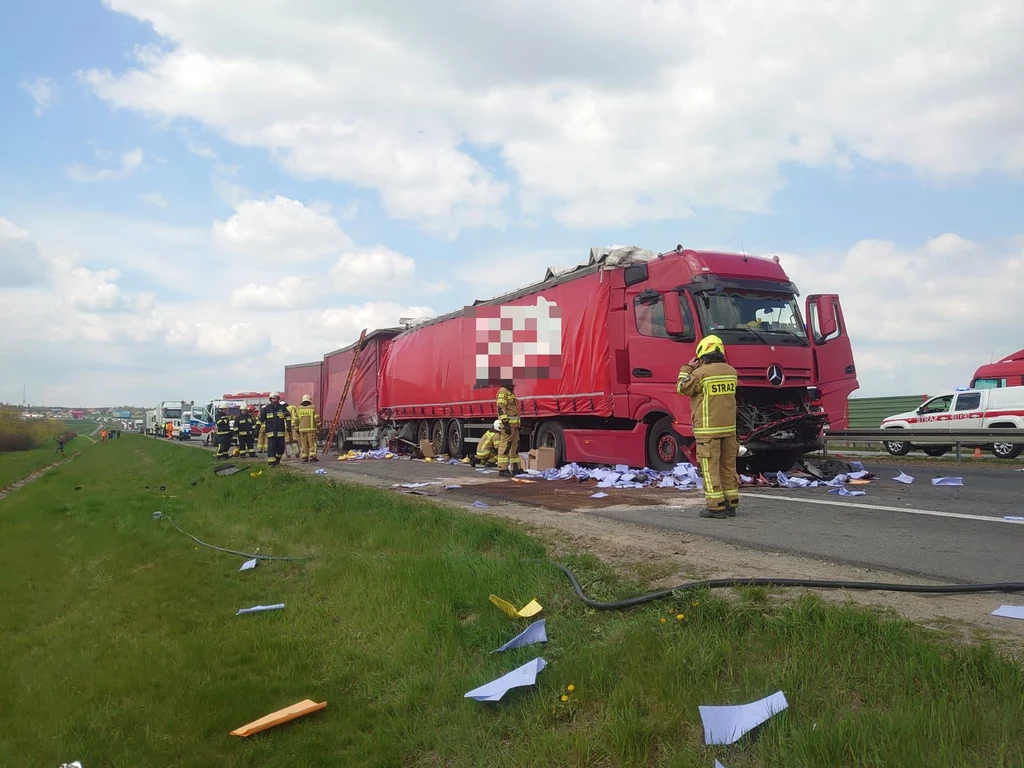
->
[848,470,870,480]
[991,605,1024,620]
[230,699,327,737]
[314,468,327,476]
[445,484,462,490]
[590,492,609,499]
[393,482,432,489]
[465,658,547,702]
[699,691,789,745]
[829,486,866,497]
[239,558,257,571]
[893,471,914,484]
[59,762,83,768]
[849,461,866,471]
[237,603,285,616]
[472,500,489,508]
[931,477,963,486]
[489,594,543,618]
[476,469,496,475]
[493,620,547,653]
[776,471,812,489]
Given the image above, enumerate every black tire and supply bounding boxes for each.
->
[533,420,565,466]
[646,416,683,472]
[335,428,350,452]
[431,420,448,455]
[990,439,1023,460]
[415,420,430,446]
[746,450,803,475]
[921,446,949,457]
[883,430,912,456]
[447,420,466,457]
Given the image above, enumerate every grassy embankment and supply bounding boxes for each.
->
[1,436,1022,767]
[0,435,91,491]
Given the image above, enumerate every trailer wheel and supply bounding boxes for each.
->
[335,428,350,453]
[447,420,466,457]
[646,416,682,471]
[415,420,430,447]
[534,421,565,466]
[431,420,448,455]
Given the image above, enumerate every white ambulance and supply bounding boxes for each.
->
[880,386,1024,459]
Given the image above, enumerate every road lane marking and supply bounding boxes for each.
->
[743,492,1024,525]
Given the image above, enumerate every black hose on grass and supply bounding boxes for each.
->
[152,512,313,561]
[549,561,1024,611]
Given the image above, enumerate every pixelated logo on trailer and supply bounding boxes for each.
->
[467,297,562,387]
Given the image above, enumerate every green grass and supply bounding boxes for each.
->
[0,435,91,490]
[1,437,1022,767]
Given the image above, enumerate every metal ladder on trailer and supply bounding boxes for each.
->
[321,328,367,455]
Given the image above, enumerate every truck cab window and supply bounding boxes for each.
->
[633,294,694,338]
[808,298,841,343]
[702,291,807,345]
[919,395,953,415]
[954,393,982,411]
[972,378,1005,389]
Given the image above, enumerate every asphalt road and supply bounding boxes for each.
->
[176,436,1024,585]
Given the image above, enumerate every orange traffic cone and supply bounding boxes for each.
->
[973,446,982,459]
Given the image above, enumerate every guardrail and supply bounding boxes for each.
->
[824,428,1024,463]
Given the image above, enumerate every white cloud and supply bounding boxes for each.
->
[141,191,168,207]
[165,319,271,356]
[187,140,217,158]
[231,276,322,310]
[82,0,1024,232]
[66,148,146,182]
[18,75,58,116]
[330,245,416,292]
[212,195,353,260]
[0,218,49,286]
[780,234,1024,395]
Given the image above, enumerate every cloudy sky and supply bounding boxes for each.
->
[1,0,1022,407]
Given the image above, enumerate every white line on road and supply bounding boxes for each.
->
[743,492,1024,526]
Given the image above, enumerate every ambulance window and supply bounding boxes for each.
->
[954,393,981,411]
[919,395,953,415]
[634,294,694,338]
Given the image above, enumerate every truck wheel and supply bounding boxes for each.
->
[431,420,448,455]
[883,430,912,456]
[446,420,466,457]
[991,441,1023,459]
[335,428,349,452]
[921,446,949,457]
[646,416,682,472]
[534,421,565,466]
[415,420,430,447]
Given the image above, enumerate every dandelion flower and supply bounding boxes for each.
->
[692,600,701,607]
[560,694,569,702]
[660,617,667,624]
[676,613,685,621]
[567,684,575,692]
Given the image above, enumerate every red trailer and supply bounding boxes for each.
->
[321,329,402,446]
[284,362,324,413]
[296,246,859,472]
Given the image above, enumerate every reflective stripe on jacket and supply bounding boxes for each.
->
[676,360,738,437]
[259,404,291,438]
[296,406,320,434]
[215,416,232,436]
[477,430,498,456]
[235,414,255,437]
[497,387,521,425]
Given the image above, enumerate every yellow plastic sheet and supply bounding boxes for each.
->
[489,594,543,618]
[230,699,327,737]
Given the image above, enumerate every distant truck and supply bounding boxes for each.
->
[881,386,1024,459]
[971,348,1024,390]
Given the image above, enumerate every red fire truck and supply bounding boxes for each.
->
[286,246,859,472]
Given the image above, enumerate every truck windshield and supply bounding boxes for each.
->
[697,291,807,346]
[162,407,182,419]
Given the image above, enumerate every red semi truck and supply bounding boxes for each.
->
[971,349,1024,390]
[285,246,859,472]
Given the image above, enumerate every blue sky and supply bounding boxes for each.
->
[1,0,1022,406]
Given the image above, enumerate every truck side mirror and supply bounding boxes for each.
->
[815,300,838,339]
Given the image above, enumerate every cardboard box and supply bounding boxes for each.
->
[527,447,556,471]
[419,439,435,459]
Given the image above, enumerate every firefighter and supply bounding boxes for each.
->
[259,392,291,467]
[214,409,233,460]
[470,421,502,466]
[495,380,521,477]
[256,411,268,455]
[235,406,257,458]
[286,400,301,460]
[676,334,740,519]
[295,394,321,462]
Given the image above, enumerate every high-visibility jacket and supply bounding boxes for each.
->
[676,360,738,437]
[477,430,499,456]
[235,413,255,437]
[287,404,299,430]
[496,387,520,426]
[259,403,291,438]
[216,416,233,436]
[295,405,320,434]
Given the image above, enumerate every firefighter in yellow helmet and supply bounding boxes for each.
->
[676,335,740,518]
[259,392,291,467]
[471,420,502,467]
[295,394,321,462]
[495,381,521,476]
[235,406,257,458]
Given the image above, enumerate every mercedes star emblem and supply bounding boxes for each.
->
[767,365,785,387]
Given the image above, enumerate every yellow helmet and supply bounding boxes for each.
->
[695,335,725,358]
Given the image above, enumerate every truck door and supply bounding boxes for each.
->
[805,294,859,428]
[626,288,697,391]
[915,394,954,428]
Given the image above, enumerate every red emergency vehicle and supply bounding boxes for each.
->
[971,349,1024,389]
[285,246,859,472]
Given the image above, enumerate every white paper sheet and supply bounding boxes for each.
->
[464,657,547,702]
[590,492,609,499]
[991,605,1024,620]
[849,461,866,471]
[931,477,963,486]
[776,472,811,489]
[237,603,285,615]
[492,620,547,653]
[848,470,870,480]
[828,486,865,496]
[893,471,914,484]
[239,558,257,571]
[472,500,489,508]
[445,484,462,490]
[699,691,789,745]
